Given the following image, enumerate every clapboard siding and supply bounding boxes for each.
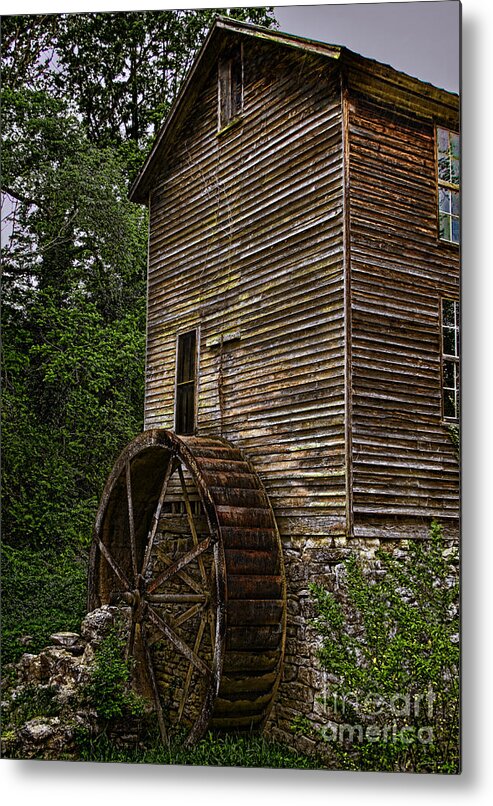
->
[141,31,459,543]
[347,96,460,535]
[145,40,347,536]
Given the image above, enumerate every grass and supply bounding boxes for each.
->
[76,729,326,769]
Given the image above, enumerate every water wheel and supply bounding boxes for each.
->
[88,430,286,746]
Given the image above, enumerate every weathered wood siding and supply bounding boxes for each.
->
[346,87,460,538]
[146,40,346,541]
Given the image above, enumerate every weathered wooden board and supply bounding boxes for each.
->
[145,39,347,531]
[346,93,460,535]
[139,26,459,543]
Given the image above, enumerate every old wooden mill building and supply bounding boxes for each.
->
[89,17,460,747]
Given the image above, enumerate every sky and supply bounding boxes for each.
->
[274,2,460,93]
[3,1,460,94]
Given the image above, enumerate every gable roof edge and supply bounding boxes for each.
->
[129,16,342,204]
[129,15,459,204]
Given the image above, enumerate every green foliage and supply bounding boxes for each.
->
[303,522,460,773]
[2,289,145,550]
[3,685,61,728]
[76,729,324,768]
[2,86,148,308]
[2,84,147,552]
[2,9,276,154]
[83,626,146,722]
[1,545,87,666]
[447,423,460,460]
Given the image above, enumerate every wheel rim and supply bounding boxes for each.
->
[89,430,286,746]
[89,432,226,745]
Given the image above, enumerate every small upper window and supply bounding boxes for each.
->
[175,330,197,435]
[218,45,243,130]
[442,299,460,421]
[437,127,460,244]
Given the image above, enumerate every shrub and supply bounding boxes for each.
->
[298,522,460,773]
[83,625,146,722]
[1,544,87,667]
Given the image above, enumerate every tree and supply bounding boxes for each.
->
[2,86,147,310]
[1,5,276,669]
[2,9,276,163]
[2,85,148,550]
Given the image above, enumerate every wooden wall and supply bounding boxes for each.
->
[145,40,347,541]
[346,89,460,539]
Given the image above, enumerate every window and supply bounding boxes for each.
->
[436,127,460,244]
[175,330,197,434]
[442,299,459,421]
[218,45,243,130]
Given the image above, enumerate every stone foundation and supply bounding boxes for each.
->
[264,528,460,759]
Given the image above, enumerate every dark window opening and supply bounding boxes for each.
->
[161,499,202,515]
[175,330,197,434]
[442,299,460,421]
[218,45,243,129]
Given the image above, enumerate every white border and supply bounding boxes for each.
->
[2,1,493,804]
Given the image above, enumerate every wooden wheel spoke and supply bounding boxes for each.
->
[208,613,216,651]
[90,432,286,747]
[147,593,206,604]
[97,538,131,591]
[207,566,216,648]
[147,537,211,594]
[177,464,207,586]
[178,615,207,723]
[125,619,136,663]
[173,602,204,629]
[141,458,176,576]
[125,461,138,581]
[141,624,168,745]
[154,554,204,595]
[147,606,211,677]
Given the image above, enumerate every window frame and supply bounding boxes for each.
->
[440,298,460,423]
[174,327,199,435]
[435,126,460,246]
[218,43,243,132]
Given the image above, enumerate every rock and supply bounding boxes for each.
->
[17,653,43,684]
[80,605,119,644]
[81,642,95,667]
[21,717,58,743]
[49,632,80,647]
[1,607,147,762]
[19,635,34,646]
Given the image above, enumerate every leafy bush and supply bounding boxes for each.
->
[1,544,87,667]
[1,289,146,553]
[83,625,146,722]
[296,522,460,773]
[3,684,61,728]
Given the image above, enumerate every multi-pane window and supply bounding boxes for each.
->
[442,299,460,421]
[218,45,243,129]
[175,330,197,434]
[437,127,460,244]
